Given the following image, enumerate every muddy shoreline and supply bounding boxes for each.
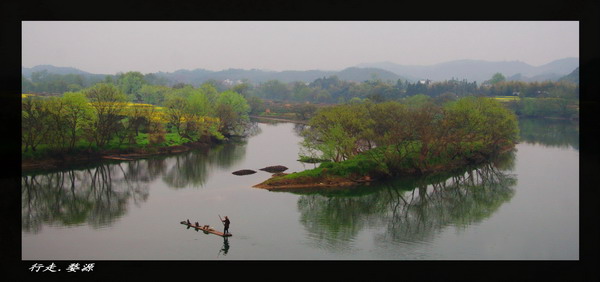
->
[252,173,373,190]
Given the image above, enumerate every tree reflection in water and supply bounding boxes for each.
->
[518,117,578,150]
[22,162,151,233]
[22,138,248,233]
[294,153,517,252]
[162,141,248,189]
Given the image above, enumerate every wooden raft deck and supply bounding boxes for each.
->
[180,221,232,237]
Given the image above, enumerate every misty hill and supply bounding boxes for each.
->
[22,65,102,78]
[22,65,109,84]
[22,57,578,86]
[558,67,579,84]
[357,57,579,84]
[23,65,406,86]
[154,67,404,85]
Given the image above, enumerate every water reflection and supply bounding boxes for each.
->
[22,139,248,233]
[518,118,579,150]
[218,238,230,257]
[22,163,150,233]
[293,155,517,251]
[162,142,248,188]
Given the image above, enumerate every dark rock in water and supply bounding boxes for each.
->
[259,165,288,173]
[232,169,257,176]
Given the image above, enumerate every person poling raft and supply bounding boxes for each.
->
[180,217,232,237]
[219,215,231,235]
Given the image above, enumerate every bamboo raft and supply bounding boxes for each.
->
[180,221,232,237]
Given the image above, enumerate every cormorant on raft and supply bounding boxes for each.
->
[180,220,232,237]
[232,169,257,176]
[259,165,288,173]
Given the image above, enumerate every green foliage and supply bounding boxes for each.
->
[247,96,266,115]
[117,71,147,101]
[187,90,214,117]
[402,94,432,108]
[215,90,250,136]
[298,156,331,163]
[485,73,506,85]
[22,70,102,94]
[303,102,375,162]
[83,83,129,147]
[138,84,170,105]
[22,96,51,152]
[301,97,519,178]
[510,97,578,119]
[255,80,291,100]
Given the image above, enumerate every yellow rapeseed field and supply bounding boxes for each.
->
[493,96,519,102]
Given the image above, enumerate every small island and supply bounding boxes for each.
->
[254,96,519,189]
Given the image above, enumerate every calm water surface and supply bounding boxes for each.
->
[21,118,579,260]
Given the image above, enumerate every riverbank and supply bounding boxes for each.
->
[249,115,308,124]
[253,173,373,190]
[21,142,210,173]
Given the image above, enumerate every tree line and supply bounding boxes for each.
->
[22,81,250,157]
[23,70,579,132]
[24,70,578,102]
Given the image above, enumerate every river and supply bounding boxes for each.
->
[21,118,579,260]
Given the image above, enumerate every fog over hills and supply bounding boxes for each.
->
[22,65,406,86]
[357,57,579,84]
[23,57,578,86]
[22,64,101,77]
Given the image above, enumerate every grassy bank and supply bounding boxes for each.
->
[256,140,509,189]
[21,131,215,172]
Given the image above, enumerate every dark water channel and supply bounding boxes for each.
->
[21,118,579,260]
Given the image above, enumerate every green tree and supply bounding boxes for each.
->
[303,103,374,162]
[84,83,128,148]
[22,75,35,93]
[138,85,170,105]
[295,103,318,120]
[164,95,188,136]
[215,90,250,136]
[257,80,290,100]
[486,73,506,85]
[403,94,432,108]
[61,92,93,150]
[247,96,265,115]
[231,82,253,98]
[44,96,70,151]
[117,71,147,102]
[22,97,50,152]
[187,90,214,117]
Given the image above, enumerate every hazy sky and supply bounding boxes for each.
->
[22,21,579,74]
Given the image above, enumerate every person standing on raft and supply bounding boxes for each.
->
[221,216,230,234]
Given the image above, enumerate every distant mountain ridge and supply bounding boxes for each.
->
[357,57,579,84]
[558,67,579,84]
[23,65,406,86]
[153,66,405,85]
[23,57,578,86]
[22,65,102,77]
